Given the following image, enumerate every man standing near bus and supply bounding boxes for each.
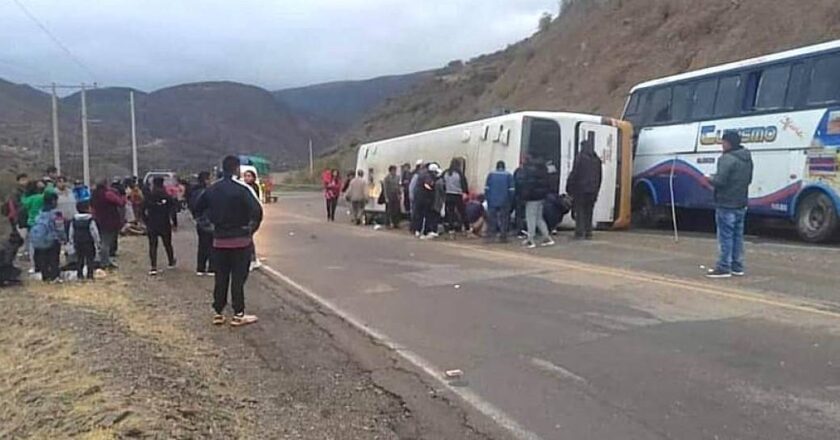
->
[567,138,603,240]
[707,131,753,278]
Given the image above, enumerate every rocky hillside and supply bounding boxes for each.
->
[273,71,434,129]
[334,0,840,161]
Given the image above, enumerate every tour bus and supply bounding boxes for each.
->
[355,111,634,230]
[624,39,840,242]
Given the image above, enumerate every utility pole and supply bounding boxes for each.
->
[81,83,90,187]
[308,138,314,177]
[130,90,138,177]
[50,83,61,175]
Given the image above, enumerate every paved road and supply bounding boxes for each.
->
[256,193,840,440]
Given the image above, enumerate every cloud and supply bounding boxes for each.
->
[1,0,558,91]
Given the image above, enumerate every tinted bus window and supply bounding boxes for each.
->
[807,54,840,104]
[714,75,742,117]
[786,63,808,107]
[755,65,791,110]
[692,78,717,119]
[650,87,672,123]
[672,84,692,122]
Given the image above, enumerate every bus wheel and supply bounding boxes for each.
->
[796,192,838,243]
[632,189,657,228]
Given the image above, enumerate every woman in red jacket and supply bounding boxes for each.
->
[324,169,341,222]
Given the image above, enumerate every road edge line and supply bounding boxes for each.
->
[259,264,543,440]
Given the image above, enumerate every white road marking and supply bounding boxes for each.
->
[260,264,544,440]
[530,357,588,386]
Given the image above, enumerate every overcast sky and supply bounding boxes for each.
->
[1,0,558,91]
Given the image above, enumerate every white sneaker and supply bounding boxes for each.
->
[524,241,536,249]
[230,314,258,327]
[540,240,556,247]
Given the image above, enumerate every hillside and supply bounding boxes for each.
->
[331,0,840,164]
[0,80,334,179]
[273,71,434,129]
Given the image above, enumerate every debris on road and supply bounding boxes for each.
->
[445,369,464,379]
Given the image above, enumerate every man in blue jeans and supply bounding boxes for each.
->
[484,161,515,243]
[707,131,753,278]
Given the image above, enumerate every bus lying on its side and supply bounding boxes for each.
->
[625,39,840,243]
[355,111,634,230]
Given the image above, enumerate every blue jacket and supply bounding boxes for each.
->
[485,170,514,208]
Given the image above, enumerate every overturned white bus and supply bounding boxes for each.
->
[355,111,634,230]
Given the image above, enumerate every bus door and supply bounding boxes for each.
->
[523,117,562,192]
[578,122,619,225]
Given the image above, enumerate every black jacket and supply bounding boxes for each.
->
[711,146,753,209]
[142,189,178,232]
[194,175,263,240]
[566,151,603,197]
[519,162,551,202]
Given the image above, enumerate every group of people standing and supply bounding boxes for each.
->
[319,139,605,247]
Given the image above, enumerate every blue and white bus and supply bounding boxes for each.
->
[624,40,840,242]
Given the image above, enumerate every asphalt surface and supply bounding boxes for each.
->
[256,193,840,440]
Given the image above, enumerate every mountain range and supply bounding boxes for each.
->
[0,71,428,180]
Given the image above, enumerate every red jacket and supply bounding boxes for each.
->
[324,179,341,200]
[92,187,126,233]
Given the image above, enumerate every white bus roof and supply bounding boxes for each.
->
[630,39,840,92]
[361,111,606,147]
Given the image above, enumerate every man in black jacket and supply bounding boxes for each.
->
[194,156,263,327]
[142,177,178,276]
[567,139,603,239]
[707,131,753,278]
[189,171,214,276]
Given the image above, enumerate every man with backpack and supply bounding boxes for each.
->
[30,192,67,282]
[142,177,178,276]
[69,201,100,280]
[189,171,214,276]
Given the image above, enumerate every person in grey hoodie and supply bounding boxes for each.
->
[707,130,753,278]
[443,158,469,233]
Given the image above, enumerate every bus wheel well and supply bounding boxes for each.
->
[794,188,839,243]
[631,183,657,228]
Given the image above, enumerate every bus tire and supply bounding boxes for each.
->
[796,192,838,243]
[632,188,657,228]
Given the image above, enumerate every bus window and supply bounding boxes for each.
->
[807,54,840,104]
[649,87,672,123]
[754,65,791,110]
[526,118,561,164]
[692,78,717,119]
[671,84,692,122]
[713,75,742,117]
[624,91,648,128]
[786,63,808,107]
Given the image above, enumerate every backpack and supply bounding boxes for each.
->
[72,217,94,246]
[30,211,64,250]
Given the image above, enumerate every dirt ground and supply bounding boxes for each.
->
[0,229,504,440]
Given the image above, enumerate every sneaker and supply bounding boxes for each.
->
[168,259,177,269]
[230,314,258,327]
[148,269,158,276]
[524,241,536,249]
[540,240,556,247]
[706,268,732,279]
[252,259,263,269]
[212,314,226,326]
[196,271,205,277]
[732,270,745,277]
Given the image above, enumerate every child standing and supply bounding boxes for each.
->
[69,201,101,280]
[30,192,66,282]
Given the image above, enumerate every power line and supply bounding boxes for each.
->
[10,0,97,81]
